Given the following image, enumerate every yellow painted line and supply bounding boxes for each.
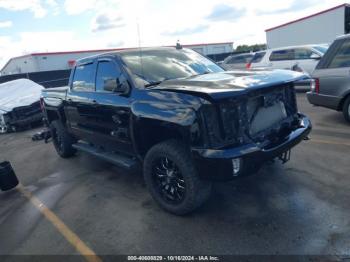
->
[17,184,102,262]
[310,138,350,147]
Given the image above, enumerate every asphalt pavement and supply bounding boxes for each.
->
[0,93,349,260]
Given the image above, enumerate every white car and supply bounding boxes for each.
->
[0,79,43,133]
[247,45,329,75]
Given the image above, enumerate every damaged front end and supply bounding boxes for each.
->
[0,101,43,133]
[193,83,311,180]
[200,83,299,148]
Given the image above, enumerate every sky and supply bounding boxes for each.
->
[0,0,348,68]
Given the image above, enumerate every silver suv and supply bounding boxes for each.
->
[249,45,328,75]
[307,34,350,123]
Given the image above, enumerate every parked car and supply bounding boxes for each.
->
[221,53,254,70]
[307,35,350,122]
[42,47,311,215]
[248,45,329,75]
[0,79,43,133]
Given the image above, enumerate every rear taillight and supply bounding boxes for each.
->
[315,78,320,93]
[310,78,320,93]
[246,63,251,69]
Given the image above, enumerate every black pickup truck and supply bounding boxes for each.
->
[42,47,312,215]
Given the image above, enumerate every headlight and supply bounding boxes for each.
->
[0,114,5,124]
[200,103,239,147]
[200,105,222,147]
[232,158,243,176]
[0,114,8,133]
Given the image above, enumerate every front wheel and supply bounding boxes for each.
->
[342,96,350,123]
[50,120,76,158]
[143,140,212,215]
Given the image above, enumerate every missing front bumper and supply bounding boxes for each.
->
[192,113,312,181]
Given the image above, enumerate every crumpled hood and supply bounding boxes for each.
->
[0,79,44,113]
[155,69,308,100]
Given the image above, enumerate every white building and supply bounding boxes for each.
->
[0,42,233,76]
[182,42,234,56]
[265,3,350,48]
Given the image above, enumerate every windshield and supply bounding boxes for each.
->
[313,45,329,54]
[120,48,224,86]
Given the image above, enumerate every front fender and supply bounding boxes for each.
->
[131,101,197,127]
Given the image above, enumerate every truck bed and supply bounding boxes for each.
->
[42,86,68,99]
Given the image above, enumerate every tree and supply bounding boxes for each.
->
[235,44,267,52]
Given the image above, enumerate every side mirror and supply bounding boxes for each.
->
[310,53,321,60]
[103,77,131,94]
[114,78,131,94]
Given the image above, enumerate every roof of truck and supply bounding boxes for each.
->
[76,47,187,64]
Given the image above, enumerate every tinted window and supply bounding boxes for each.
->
[72,63,95,92]
[294,48,314,59]
[251,52,266,63]
[227,55,246,64]
[224,56,234,64]
[120,48,223,85]
[316,40,344,69]
[328,40,350,68]
[269,49,294,61]
[313,45,328,54]
[96,61,121,92]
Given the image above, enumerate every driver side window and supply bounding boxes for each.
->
[96,60,121,92]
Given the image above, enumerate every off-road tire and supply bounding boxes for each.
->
[143,140,212,215]
[342,96,350,123]
[50,120,76,158]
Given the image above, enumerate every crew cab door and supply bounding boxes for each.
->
[65,61,97,140]
[91,58,134,155]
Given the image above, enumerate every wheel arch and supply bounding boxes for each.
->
[338,91,350,111]
[45,107,66,125]
[132,118,191,158]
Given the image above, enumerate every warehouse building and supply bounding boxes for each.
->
[266,3,350,48]
[0,42,233,76]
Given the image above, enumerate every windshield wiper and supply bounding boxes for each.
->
[144,81,163,88]
[192,71,211,77]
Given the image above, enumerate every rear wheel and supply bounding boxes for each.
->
[143,140,212,215]
[342,96,350,123]
[50,120,76,158]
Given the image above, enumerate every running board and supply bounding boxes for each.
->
[72,142,138,169]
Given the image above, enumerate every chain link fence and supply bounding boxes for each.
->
[0,69,71,88]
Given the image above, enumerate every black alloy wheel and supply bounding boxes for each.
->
[152,157,186,204]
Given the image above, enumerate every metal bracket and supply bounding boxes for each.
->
[279,150,291,164]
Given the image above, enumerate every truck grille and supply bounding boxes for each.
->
[246,84,297,138]
[203,84,297,148]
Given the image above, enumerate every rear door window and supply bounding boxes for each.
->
[72,63,95,92]
[251,52,266,63]
[269,49,294,61]
[242,54,253,63]
[228,55,246,64]
[294,48,314,60]
[328,40,350,68]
